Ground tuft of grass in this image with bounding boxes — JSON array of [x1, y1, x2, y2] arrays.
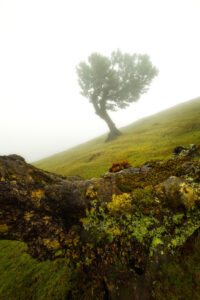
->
[[34, 97, 200, 178], [0, 240, 71, 300]]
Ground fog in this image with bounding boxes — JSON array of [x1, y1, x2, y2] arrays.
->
[[0, 0, 199, 162]]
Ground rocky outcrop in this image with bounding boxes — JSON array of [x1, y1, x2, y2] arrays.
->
[[0, 147, 200, 299], [0, 154, 122, 259], [173, 144, 200, 158], [155, 176, 198, 209]]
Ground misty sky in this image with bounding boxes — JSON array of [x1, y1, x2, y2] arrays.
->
[[0, 0, 200, 162]]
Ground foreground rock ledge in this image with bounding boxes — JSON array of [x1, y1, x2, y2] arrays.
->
[[0, 154, 123, 259], [0, 149, 200, 300]]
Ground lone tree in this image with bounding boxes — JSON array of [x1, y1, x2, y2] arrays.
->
[[76, 50, 158, 142]]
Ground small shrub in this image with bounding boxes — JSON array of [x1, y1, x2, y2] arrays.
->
[[109, 160, 132, 172]]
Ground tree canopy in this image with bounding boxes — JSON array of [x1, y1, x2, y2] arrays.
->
[[77, 50, 158, 141]]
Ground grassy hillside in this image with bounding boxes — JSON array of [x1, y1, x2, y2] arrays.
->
[[35, 97, 200, 178]]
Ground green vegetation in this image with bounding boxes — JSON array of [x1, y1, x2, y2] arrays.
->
[[35, 97, 200, 178], [0, 241, 71, 299]]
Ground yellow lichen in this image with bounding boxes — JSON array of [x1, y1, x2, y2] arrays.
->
[[106, 226, 122, 236], [179, 183, 197, 209], [107, 193, 133, 216], [59, 232, 67, 242], [80, 217, 89, 225], [43, 216, 52, 225], [31, 189, 45, 207], [0, 224, 8, 232], [86, 185, 97, 199], [24, 211, 34, 221], [43, 238, 60, 250]]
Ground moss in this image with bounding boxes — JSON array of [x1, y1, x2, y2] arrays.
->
[[116, 183, 134, 192], [28, 169, 55, 186]]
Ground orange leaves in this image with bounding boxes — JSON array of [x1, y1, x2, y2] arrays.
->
[[109, 160, 132, 173]]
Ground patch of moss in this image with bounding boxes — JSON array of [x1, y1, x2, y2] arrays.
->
[[115, 158, 189, 193]]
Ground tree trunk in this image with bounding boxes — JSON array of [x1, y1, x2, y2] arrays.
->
[[99, 110, 122, 142], [92, 99, 122, 142]]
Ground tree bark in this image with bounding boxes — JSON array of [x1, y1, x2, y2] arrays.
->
[[100, 109, 122, 142], [92, 100, 121, 142]]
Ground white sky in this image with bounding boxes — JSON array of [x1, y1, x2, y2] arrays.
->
[[0, 0, 199, 162]]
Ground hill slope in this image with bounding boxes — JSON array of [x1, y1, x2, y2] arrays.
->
[[35, 97, 200, 178]]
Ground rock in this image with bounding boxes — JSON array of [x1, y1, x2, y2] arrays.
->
[[0, 147, 200, 299], [181, 162, 195, 174], [0, 148, 199, 260], [172, 144, 200, 159], [140, 165, 152, 174], [122, 167, 140, 174], [155, 176, 197, 210], [173, 145, 186, 156], [0, 154, 122, 259], [66, 175, 85, 181]]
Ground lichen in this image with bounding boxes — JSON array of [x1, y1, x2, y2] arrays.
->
[[24, 212, 34, 221], [0, 224, 8, 233], [43, 238, 61, 250], [107, 193, 133, 216], [179, 182, 197, 209], [30, 189, 45, 207], [86, 185, 98, 199]]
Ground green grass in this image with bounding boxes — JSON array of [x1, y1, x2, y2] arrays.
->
[[34, 96, 200, 178], [0, 241, 71, 300]]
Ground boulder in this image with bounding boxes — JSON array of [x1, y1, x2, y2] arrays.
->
[[173, 144, 200, 159], [0, 146, 200, 299], [155, 176, 198, 209]]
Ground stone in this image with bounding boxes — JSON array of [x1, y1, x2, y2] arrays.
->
[[172, 144, 200, 159], [155, 176, 197, 210]]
